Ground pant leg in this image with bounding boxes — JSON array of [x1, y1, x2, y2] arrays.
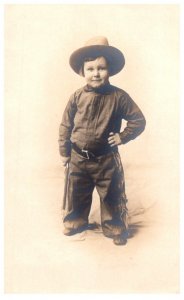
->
[[63, 149, 95, 231], [93, 152, 128, 238]]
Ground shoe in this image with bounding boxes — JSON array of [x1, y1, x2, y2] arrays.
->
[[63, 227, 77, 236], [113, 235, 127, 246], [63, 224, 87, 236]]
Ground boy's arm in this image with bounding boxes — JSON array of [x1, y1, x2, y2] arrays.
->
[[119, 93, 146, 144], [58, 94, 77, 158]]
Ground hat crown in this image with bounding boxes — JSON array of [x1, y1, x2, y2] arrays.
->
[[84, 36, 109, 47]]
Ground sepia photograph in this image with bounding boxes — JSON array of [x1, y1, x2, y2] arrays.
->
[[3, 2, 180, 295]]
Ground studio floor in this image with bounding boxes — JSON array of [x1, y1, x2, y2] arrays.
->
[[4, 162, 179, 294]]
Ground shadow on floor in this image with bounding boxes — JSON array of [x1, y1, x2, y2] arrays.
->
[[86, 220, 147, 240], [127, 221, 146, 238]]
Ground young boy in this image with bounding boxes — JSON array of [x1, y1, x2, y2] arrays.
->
[[58, 36, 146, 245]]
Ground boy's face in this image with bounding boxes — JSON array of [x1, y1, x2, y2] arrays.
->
[[83, 57, 109, 89]]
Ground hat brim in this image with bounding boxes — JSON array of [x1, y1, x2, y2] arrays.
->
[[69, 45, 125, 76]]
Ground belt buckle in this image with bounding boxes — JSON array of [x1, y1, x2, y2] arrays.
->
[[81, 149, 90, 159]]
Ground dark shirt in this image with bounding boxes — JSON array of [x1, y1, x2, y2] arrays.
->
[[58, 83, 146, 157]]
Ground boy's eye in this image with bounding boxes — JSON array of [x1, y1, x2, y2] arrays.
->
[[85, 66, 107, 72]]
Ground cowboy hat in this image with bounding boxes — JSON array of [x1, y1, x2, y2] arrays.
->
[[69, 36, 125, 76]]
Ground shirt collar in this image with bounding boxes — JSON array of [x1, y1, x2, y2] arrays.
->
[[83, 82, 114, 95]]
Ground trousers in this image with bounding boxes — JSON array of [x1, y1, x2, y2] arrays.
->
[[63, 148, 128, 238]]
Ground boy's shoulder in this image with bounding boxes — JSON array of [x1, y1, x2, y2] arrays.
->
[[70, 86, 85, 97], [110, 84, 130, 97]]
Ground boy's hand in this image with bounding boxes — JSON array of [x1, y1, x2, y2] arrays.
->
[[108, 132, 122, 147], [61, 156, 71, 167]]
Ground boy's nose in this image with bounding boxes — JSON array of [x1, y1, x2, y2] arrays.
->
[[93, 69, 100, 76]]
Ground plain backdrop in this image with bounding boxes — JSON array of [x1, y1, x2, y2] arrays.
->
[[4, 4, 180, 293]]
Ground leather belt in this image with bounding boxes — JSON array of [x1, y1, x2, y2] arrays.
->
[[72, 143, 117, 160]]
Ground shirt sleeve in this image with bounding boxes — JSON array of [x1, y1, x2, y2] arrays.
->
[[119, 92, 146, 144], [58, 94, 77, 157]]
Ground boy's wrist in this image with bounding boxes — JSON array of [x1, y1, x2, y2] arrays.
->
[[61, 156, 71, 167], [119, 132, 129, 144], [59, 146, 71, 157]]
